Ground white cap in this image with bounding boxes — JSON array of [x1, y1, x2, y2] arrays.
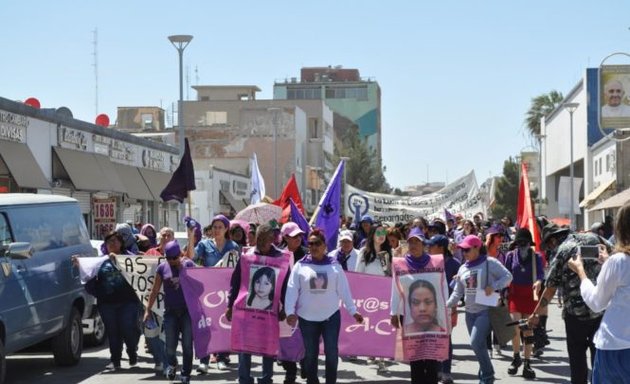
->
[[339, 230, 353, 242]]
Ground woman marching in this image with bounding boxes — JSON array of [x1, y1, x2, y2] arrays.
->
[[285, 228, 364, 384], [446, 235, 512, 384], [390, 228, 451, 384], [503, 228, 544, 379]]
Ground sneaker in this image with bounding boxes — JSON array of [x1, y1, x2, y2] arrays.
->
[[376, 360, 388, 373], [166, 366, 177, 381], [507, 355, 522, 375], [440, 374, 454, 384], [522, 360, 536, 379], [493, 344, 502, 356], [154, 363, 163, 373], [217, 361, 228, 370], [367, 357, 376, 364], [196, 363, 208, 374], [104, 362, 120, 371], [210, 355, 218, 364], [180, 375, 191, 384]]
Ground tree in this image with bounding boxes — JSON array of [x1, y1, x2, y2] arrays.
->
[[524, 90, 564, 138], [333, 124, 390, 193], [491, 157, 519, 221]]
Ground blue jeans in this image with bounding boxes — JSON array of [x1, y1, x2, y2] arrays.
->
[[98, 301, 140, 366], [164, 308, 193, 377], [465, 310, 494, 384], [146, 335, 166, 366], [238, 353, 274, 384], [299, 310, 341, 384], [593, 348, 630, 384]]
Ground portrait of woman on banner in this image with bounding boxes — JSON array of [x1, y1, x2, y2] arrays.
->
[[401, 275, 448, 336], [246, 266, 277, 311]]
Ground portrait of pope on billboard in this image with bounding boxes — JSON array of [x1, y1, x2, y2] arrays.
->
[[600, 65, 630, 129]]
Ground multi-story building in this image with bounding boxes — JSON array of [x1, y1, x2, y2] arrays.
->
[[273, 66, 382, 160], [181, 85, 334, 213]]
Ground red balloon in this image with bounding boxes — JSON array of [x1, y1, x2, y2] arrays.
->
[[95, 114, 110, 127], [24, 97, 41, 109]]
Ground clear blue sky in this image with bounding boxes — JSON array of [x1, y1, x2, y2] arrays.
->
[[3, 1, 630, 189]]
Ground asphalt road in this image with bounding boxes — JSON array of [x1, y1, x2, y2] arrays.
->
[[6, 300, 573, 383]]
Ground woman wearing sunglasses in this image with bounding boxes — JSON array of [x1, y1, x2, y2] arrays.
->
[[446, 235, 512, 384], [355, 224, 393, 372], [285, 228, 364, 384]]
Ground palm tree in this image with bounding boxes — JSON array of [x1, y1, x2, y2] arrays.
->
[[524, 90, 564, 137]]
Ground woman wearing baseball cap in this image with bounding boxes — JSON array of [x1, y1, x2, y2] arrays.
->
[[446, 235, 512, 384]]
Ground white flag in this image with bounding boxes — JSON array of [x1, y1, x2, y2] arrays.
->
[[250, 153, 266, 204]]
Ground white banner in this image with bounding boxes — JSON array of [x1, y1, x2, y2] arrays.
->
[[345, 171, 487, 223]]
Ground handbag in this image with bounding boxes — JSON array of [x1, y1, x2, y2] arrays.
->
[[485, 261, 516, 345]]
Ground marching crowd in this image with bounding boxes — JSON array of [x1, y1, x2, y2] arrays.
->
[[76, 205, 630, 384]]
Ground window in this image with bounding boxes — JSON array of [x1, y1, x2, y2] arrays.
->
[[324, 86, 368, 100], [205, 111, 227, 125], [606, 154, 610, 172], [594, 160, 598, 176], [309, 118, 319, 139], [287, 88, 321, 100], [0, 213, 12, 246], [599, 158, 602, 175]]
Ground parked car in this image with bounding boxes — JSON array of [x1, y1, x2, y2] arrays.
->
[[0, 194, 98, 383]]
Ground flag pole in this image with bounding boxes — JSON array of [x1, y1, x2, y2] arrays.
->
[[187, 191, 192, 217]]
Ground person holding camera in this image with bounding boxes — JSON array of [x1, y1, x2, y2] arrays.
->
[[503, 228, 544, 379], [528, 225, 606, 384], [566, 202, 630, 383]]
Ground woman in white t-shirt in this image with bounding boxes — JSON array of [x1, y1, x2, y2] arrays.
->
[[567, 202, 630, 384], [355, 224, 393, 372]]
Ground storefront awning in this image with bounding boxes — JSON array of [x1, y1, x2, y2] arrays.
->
[[114, 164, 154, 201], [0, 141, 50, 189], [220, 190, 248, 212], [589, 187, 630, 211], [53, 147, 112, 192], [579, 179, 615, 208], [93, 154, 127, 193], [138, 168, 172, 201]]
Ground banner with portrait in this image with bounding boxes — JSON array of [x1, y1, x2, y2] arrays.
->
[[600, 64, 630, 129], [230, 250, 291, 356], [346, 170, 487, 223], [392, 257, 450, 362], [180, 267, 233, 358]]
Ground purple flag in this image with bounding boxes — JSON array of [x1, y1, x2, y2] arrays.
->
[[290, 198, 310, 246], [314, 160, 344, 252], [444, 208, 455, 223], [160, 138, 196, 203]]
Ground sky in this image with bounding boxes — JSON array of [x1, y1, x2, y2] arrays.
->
[[3, 1, 630, 190]]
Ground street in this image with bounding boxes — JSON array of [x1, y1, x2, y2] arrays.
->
[[7, 299, 573, 384]]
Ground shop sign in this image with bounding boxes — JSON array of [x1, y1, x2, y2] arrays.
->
[[93, 197, 116, 239], [0, 111, 27, 143], [58, 126, 88, 150]]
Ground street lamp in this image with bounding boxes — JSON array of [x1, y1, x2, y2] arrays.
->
[[268, 107, 282, 196], [167, 34, 193, 158], [563, 102, 579, 231]]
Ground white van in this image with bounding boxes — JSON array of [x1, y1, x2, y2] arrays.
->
[[0, 194, 96, 383]]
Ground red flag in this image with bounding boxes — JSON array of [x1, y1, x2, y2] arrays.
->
[[517, 162, 544, 265], [272, 174, 304, 223]]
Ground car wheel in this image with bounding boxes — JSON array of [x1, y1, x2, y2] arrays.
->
[[85, 311, 106, 347], [0, 338, 5, 384], [52, 308, 83, 366]]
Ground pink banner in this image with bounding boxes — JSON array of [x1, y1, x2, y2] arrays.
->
[[392, 257, 450, 362], [231, 251, 290, 357], [180, 267, 233, 358], [339, 272, 397, 358]]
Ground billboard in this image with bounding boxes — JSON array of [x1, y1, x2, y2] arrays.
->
[[600, 64, 630, 129]]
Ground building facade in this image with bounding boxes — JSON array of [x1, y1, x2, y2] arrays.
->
[[0, 97, 179, 239], [273, 66, 382, 159]]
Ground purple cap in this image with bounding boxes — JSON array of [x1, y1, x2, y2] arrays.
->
[[211, 214, 230, 230], [457, 235, 482, 249], [406, 227, 426, 243], [164, 240, 181, 259]]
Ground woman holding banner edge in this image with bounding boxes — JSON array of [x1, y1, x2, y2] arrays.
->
[[286, 228, 364, 384]]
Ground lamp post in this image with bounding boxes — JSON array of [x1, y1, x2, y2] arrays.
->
[[167, 34, 193, 158], [267, 107, 282, 197], [564, 102, 579, 231]]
